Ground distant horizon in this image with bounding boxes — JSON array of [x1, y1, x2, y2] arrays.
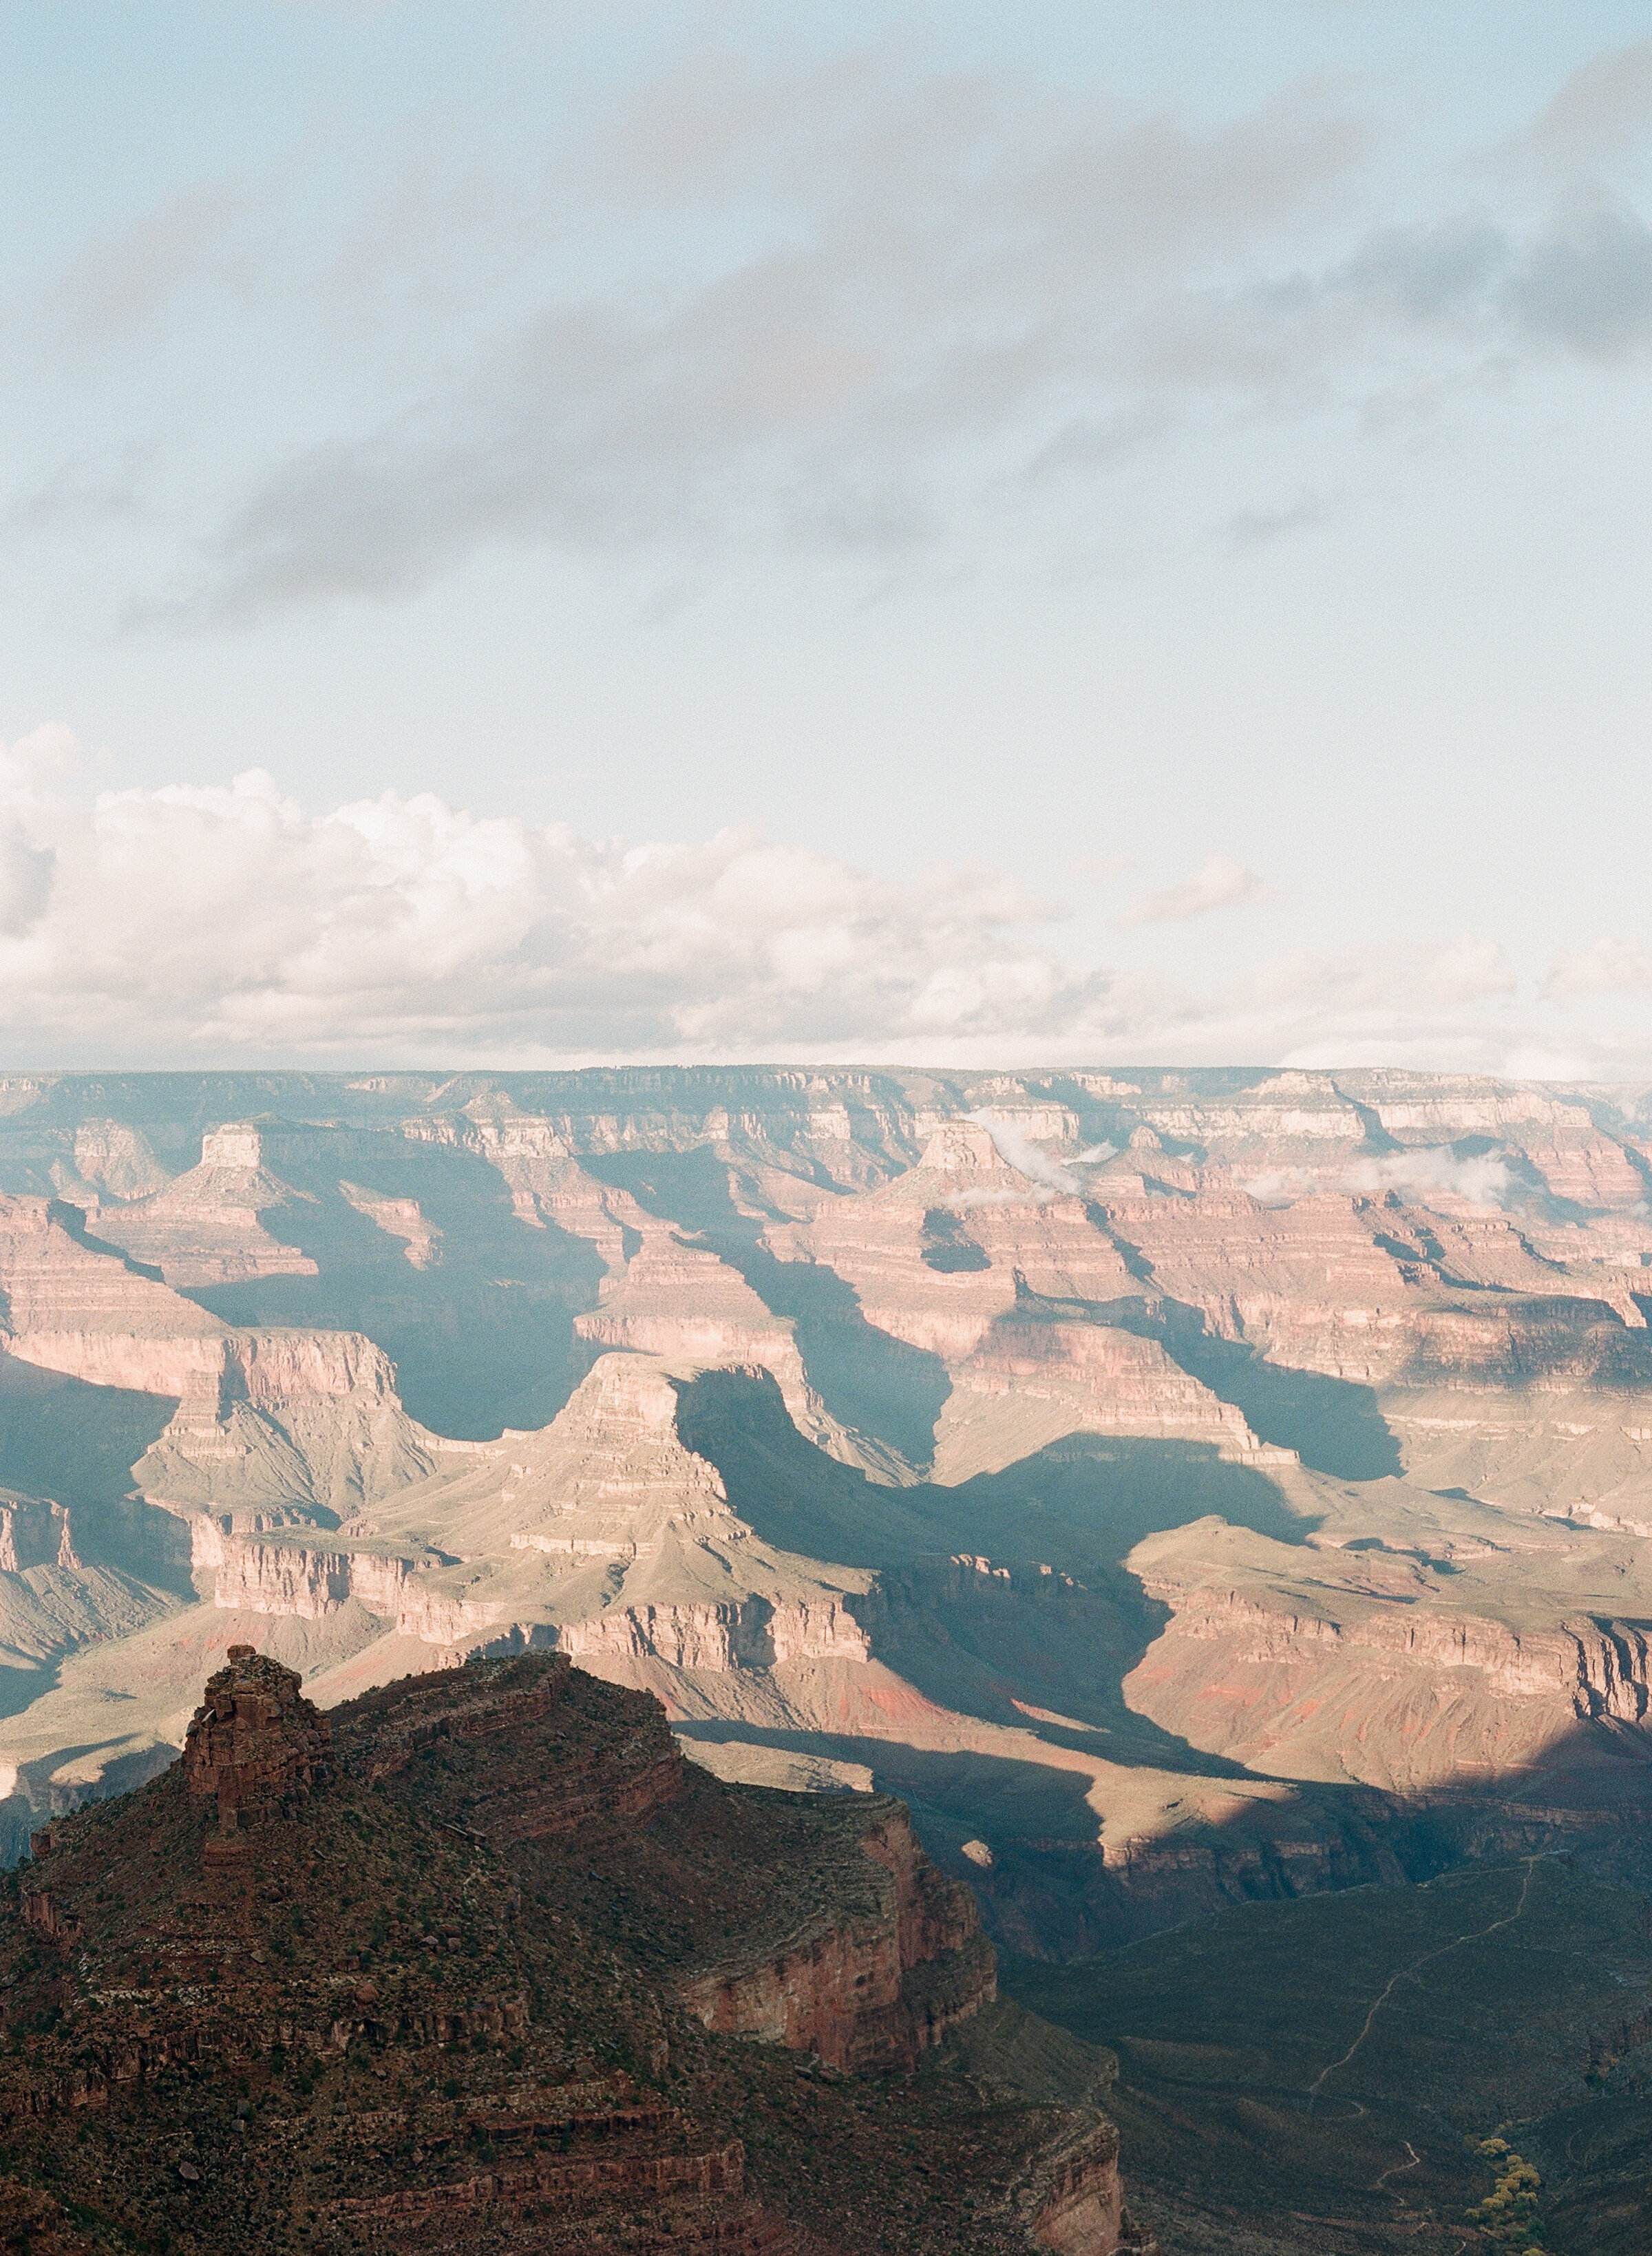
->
[[3, 1059, 1649, 1090]]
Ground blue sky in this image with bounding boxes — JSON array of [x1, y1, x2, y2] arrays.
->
[[1, 3, 1651, 1071]]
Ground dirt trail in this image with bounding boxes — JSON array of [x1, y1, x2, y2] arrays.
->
[[1374, 2138, 1421, 2190], [1306, 1857, 1540, 2114]]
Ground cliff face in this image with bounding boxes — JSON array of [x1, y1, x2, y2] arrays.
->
[[573, 1227, 829, 1444], [679, 1798, 995, 2071], [0, 1190, 226, 1393], [7, 1068, 1652, 1977], [0, 1649, 1139, 2255], [265, 1349, 882, 1678]]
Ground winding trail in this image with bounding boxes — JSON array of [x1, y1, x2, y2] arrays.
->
[[1306, 1858, 1540, 2116], [1375, 2138, 1421, 2191]]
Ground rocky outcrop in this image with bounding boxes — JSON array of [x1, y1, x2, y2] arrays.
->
[[1123, 1560, 1652, 1795], [555, 1596, 870, 1673], [804, 1122, 1137, 1364], [573, 1228, 826, 1438], [679, 1800, 995, 2072], [0, 1191, 227, 1391], [184, 1515, 441, 1620], [338, 1179, 443, 1267], [306, 1353, 878, 1682], [1141, 1582, 1652, 1718], [182, 1645, 332, 1828], [342, 1650, 688, 1838], [1026, 2120, 1129, 2254], [0, 1493, 77, 1572], [74, 1124, 330, 1286], [950, 1311, 1275, 1456]]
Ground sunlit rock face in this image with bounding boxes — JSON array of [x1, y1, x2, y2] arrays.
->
[[3, 1067, 1652, 1955]]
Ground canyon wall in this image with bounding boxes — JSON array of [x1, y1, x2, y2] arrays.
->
[[2, 1069, 1652, 1967]]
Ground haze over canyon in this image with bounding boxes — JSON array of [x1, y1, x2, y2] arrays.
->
[[0, 1065, 1650, 2244]]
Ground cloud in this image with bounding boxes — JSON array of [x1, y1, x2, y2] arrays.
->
[[1240, 1168, 1317, 1208], [50, 182, 254, 346], [0, 727, 1125, 1064], [1346, 1146, 1514, 1211], [1423, 934, 1517, 1004], [13, 35, 1645, 621], [966, 1112, 1081, 1192], [1336, 214, 1510, 324], [1225, 489, 1329, 547], [1114, 854, 1268, 928], [0, 729, 1644, 1077], [1508, 202, 1652, 356], [137, 56, 1376, 618], [1248, 1146, 1518, 1212], [1545, 936, 1652, 995], [1514, 39, 1652, 163]]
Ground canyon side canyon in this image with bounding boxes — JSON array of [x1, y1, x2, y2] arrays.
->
[[4, 1066, 1652, 2248]]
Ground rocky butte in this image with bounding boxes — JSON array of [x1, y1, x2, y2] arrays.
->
[[0, 1646, 1147, 2254]]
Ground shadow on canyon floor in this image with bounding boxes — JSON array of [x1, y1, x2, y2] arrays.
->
[[1133, 1303, 1405, 1481], [676, 1369, 1342, 1895], [0, 1369, 189, 1596], [0, 1369, 174, 1520], [582, 1147, 953, 1470], [1002, 1852, 1652, 2256], [679, 1365, 1313, 1563], [184, 1130, 604, 1440]]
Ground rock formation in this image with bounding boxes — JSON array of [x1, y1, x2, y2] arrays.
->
[[4, 1067, 1652, 1970], [182, 1643, 332, 1828], [0, 1648, 1146, 2254]]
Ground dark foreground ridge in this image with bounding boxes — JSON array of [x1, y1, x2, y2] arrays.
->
[[0, 1646, 1152, 2254]]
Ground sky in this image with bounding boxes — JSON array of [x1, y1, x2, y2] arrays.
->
[[2, 1, 1651, 1075]]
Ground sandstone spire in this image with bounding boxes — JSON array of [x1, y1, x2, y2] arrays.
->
[[182, 1644, 332, 1833]]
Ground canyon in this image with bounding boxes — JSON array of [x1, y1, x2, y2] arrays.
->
[[2, 1065, 1652, 2244], [0, 1069, 1651, 1914], [1, 1644, 1142, 2253]]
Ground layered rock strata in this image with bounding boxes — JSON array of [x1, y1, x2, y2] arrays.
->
[[679, 1800, 995, 2071], [0, 1648, 1138, 2254], [182, 1644, 332, 1828], [8, 1066, 1652, 1978]]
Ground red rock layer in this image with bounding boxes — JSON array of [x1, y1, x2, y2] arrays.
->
[[680, 1800, 995, 2072], [182, 1644, 332, 1827]]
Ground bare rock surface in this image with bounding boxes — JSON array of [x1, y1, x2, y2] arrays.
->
[[0, 1647, 1142, 2253]]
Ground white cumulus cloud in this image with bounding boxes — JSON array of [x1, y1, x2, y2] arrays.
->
[[1, 727, 1649, 1078], [1346, 1147, 1515, 1210], [0, 727, 1123, 1065], [966, 1112, 1081, 1192], [1545, 936, 1652, 995]]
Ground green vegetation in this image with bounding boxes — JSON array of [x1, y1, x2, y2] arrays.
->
[[1468, 2138, 1543, 2251]]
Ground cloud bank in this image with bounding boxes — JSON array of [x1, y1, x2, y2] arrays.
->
[[0, 727, 1109, 1062], [0, 728, 1643, 1075], [19, 29, 1642, 622]]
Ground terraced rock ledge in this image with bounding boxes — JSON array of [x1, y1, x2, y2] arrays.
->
[[0, 1646, 1150, 2254]]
